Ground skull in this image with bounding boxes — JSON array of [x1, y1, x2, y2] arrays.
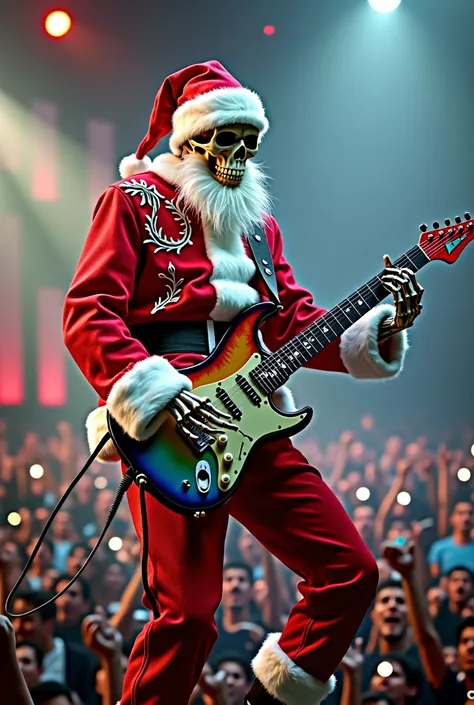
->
[[182, 123, 260, 188]]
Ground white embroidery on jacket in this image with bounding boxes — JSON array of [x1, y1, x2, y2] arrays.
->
[[151, 262, 184, 314], [119, 179, 193, 254]]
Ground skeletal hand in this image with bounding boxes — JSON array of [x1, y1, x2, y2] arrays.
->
[[379, 255, 424, 340], [167, 389, 238, 441]]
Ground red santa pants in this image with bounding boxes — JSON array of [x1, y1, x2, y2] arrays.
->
[[120, 437, 378, 705]]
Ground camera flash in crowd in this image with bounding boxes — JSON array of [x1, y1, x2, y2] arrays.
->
[[397, 491, 411, 506], [356, 486, 371, 501], [7, 511, 22, 527], [29, 463, 44, 479], [377, 661, 394, 677], [94, 476, 108, 489], [108, 536, 123, 552], [457, 467, 471, 483]]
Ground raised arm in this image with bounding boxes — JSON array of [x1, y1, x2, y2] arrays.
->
[[374, 460, 411, 545], [260, 549, 287, 631], [109, 564, 144, 639], [0, 616, 34, 705], [382, 541, 447, 689], [82, 609, 124, 705], [436, 444, 450, 542], [340, 638, 364, 705]]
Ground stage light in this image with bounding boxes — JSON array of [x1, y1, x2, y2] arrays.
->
[[263, 25, 276, 36], [45, 10, 72, 38], [397, 491, 411, 506], [377, 661, 394, 677], [356, 486, 371, 502], [7, 511, 22, 527], [471, 444, 474, 457], [458, 467, 471, 483], [368, 0, 402, 13], [29, 464, 44, 479], [94, 476, 108, 490], [108, 536, 123, 552]]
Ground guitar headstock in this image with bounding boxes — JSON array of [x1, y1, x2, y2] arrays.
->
[[418, 212, 474, 263]]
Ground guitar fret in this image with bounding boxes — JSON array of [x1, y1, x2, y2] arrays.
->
[[253, 243, 431, 393]]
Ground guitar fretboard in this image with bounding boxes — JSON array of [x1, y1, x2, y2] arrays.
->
[[250, 244, 430, 394]]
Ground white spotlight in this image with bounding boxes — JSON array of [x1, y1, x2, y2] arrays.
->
[[471, 444, 474, 458], [377, 661, 394, 677], [397, 491, 411, 506], [458, 467, 471, 483], [7, 511, 22, 527], [108, 536, 123, 552], [368, 0, 402, 13], [94, 476, 108, 489], [356, 486, 371, 502], [29, 464, 44, 479]]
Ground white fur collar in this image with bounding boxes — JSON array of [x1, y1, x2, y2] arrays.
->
[[150, 152, 263, 322], [150, 153, 182, 186]]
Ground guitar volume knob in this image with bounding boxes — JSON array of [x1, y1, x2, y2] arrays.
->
[[223, 452, 233, 464], [217, 434, 228, 446], [221, 474, 231, 485]]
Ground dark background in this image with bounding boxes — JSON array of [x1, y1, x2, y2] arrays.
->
[[1, 0, 473, 448]]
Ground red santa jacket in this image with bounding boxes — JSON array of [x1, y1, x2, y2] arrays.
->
[[63, 155, 407, 455]]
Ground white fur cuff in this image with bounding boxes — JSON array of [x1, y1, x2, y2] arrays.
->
[[119, 153, 152, 178], [252, 633, 336, 705], [86, 407, 120, 463], [107, 356, 192, 441], [339, 304, 408, 379]]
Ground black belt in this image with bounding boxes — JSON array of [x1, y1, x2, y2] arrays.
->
[[130, 321, 232, 356]]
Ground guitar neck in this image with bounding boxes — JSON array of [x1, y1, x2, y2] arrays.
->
[[251, 244, 430, 394]]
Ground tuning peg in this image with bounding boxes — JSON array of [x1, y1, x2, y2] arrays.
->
[[448, 228, 455, 237], [419, 223, 428, 232], [458, 225, 464, 233], [464, 212, 471, 220], [432, 221, 440, 229], [455, 215, 462, 224], [444, 218, 451, 226]]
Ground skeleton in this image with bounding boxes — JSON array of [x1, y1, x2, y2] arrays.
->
[[181, 123, 260, 188], [167, 128, 424, 434], [379, 254, 424, 341]]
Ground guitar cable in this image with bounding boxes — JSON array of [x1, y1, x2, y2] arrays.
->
[[5, 432, 160, 623]]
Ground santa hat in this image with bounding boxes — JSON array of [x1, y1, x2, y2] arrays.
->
[[119, 60, 270, 178]]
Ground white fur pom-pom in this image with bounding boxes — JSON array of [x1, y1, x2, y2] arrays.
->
[[119, 153, 152, 178]]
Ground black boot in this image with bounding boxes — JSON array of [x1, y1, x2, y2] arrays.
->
[[246, 678, 285, 705]]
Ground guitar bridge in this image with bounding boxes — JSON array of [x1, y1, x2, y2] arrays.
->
[[177, 424, 215, 455]]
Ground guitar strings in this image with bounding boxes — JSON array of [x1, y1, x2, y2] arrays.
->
[[201, 228, 471, 408]]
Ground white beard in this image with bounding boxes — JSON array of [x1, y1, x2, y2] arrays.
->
[[173, 153, 273, 237]]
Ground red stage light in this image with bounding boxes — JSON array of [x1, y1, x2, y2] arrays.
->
[[263, 25, 276, 36], [45, 10, 72, 38]]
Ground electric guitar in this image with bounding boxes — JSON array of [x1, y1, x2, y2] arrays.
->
[[108, 213, 473, 516]]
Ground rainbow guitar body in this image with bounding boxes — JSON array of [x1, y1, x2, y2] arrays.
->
[[107, 302, 312, 516], [108, 211, 474, 516]]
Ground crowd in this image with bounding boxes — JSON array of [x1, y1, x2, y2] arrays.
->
[[0, 413, 473, 705]]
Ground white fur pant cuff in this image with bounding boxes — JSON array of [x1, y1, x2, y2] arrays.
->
[[252, 633, 336, 705]]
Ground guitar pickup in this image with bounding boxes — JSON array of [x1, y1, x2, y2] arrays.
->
[[215, 387, 242, 420], [235, 375, 262, 406]]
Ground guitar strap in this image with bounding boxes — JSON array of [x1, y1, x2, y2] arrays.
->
[[246, 224, 282, 307]]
